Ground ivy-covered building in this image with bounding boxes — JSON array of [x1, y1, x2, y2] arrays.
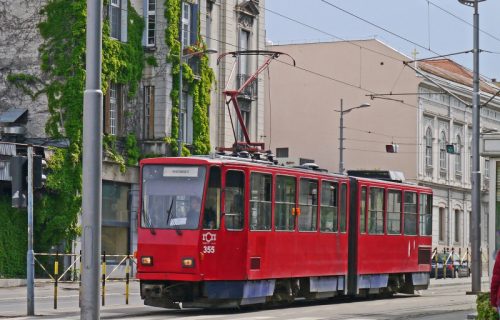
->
[[0, 0, 266, 276]]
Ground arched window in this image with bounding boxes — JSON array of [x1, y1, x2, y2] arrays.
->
[[439, 131, 447, 178], [425, 127, 433, 168], [455, 135, 462, 178]]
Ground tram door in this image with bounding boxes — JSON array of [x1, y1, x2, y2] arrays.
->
[[201, 167, 247, 279]]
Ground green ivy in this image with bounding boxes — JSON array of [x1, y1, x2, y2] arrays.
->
[[125, 133, 140, 166], [165, 0, 215, 156], [476, 293, 499, 320], [103, 134, 126, 173], [0, 197, 27, 277]]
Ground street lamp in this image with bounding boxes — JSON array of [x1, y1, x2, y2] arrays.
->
[[458, 0, 485, 294], [335, 99, 371, 174]]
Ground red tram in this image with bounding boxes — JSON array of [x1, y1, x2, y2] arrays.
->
[[136, 155, 433, 309]]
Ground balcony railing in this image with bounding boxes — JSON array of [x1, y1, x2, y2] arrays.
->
[[237, 74, 257, 100]]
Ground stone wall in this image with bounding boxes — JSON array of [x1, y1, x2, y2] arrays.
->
[[0, 0, 49, 138]]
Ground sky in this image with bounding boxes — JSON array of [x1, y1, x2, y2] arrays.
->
[[265, 0, 500, 80]]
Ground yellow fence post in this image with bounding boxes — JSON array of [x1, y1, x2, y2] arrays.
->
[[102, 251, 106, 306], [54, 251, 59, 309], [125, 255, 130, 305]]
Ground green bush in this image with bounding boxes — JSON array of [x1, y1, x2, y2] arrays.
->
[[0, 196, 27, 277], [477, 293, 499, 320]]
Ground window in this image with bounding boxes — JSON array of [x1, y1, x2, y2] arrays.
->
[[224, 171, 245, 230], [368, 188, 384, 234], [180, 91, 193, 144], [425, 127, 433, 168], [102, 181, 130, 261], [404, 192, 417, 235], [387, 190, 402, 234], [143, 85, 155, 139], [339, 183, 347, 232], [141, 165, 206, 230], [144, 0, 156, 46], [299, 158, 315, 165], [238, 29, 250, 76], [419, 194, 432, 236], [182, 2, 191, 47], [360, 187, 367, 233], [298, 179, 318, 231], [276, 148, 289, 158], [454, 209, 461, 243], [455, 135, 462, 178], [485, 159, 490, 179], [320, 181, 338, 232], [250, 173, 272, 230], [109, 0, 127, 42], [439, 131, 447, 178], [105, 83, 123, 135], [439, 207, 445, 241], [275, 175, 295, 231], [203, 167, 221, 230]]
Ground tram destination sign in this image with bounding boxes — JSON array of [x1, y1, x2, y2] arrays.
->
[[163, 166, 199, 177]]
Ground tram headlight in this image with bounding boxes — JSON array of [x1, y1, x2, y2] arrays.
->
[[182, 257, 195, 268], [141, 256, 153, 266]]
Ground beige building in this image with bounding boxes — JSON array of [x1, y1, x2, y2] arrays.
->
[[265, 39, 500, 262]]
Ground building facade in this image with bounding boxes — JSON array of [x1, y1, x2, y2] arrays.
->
[[0, 0, 266, 266], [265, 39, 500, 270]]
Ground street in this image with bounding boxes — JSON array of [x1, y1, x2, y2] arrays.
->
[[0, 278, 483, 319]]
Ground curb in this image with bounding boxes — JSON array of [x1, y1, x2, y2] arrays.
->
[[0, 279, 26, 287]]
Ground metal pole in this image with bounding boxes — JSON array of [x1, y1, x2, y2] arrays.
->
[[339, 99, 344, 174], [470, 0, 481, 294], [177, 1, 184, 157], [81, 0, 103, 318], [27, 145, 34, 316]]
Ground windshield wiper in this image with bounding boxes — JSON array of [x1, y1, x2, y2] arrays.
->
[[165, 199, 183, 236], [143, 209, 156, 235]]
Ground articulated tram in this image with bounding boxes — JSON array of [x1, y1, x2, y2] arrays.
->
[[136, 155, 432, 309]]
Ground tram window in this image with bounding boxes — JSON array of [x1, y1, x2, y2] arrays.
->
[[404, 191, 417, 235], [339, 183, 347, 232], [419, 194, 433, 236], [368, 187, 384, 234], [250, 173, 272, 231], [203, 166, 221, 230], [275, 175, 296, 231], [387, 190, 402, 234], [360, 187, 367, 233], [320, 181, 338, 232], [299, 179, 318, 232], [224, 170, 245, 230]]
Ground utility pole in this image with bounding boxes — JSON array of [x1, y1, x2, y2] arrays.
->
[[459, 0, 484, 294], [27, 145, 34, 316], [177, 0, 184, 157], [81, 0, 103, 318], [339, 99, 345, 174]]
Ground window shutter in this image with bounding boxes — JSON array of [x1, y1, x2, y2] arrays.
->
[[104, 87, 111, 134], [120, 0, 128, 43], [190, 3, 198, 45], [142, 0, 148, 46]]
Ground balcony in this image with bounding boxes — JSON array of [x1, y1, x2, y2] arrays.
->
[[237, 73, 257, 100]]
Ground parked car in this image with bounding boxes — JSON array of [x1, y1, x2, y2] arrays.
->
[[430, 253, 471, 278]]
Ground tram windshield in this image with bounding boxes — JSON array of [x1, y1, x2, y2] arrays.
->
[[141, 165, 206, 230]]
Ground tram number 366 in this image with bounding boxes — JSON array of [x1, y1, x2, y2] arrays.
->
[[203, 246, 215, 254]]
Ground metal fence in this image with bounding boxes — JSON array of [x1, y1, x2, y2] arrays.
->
[[34, 252, 135, 309]]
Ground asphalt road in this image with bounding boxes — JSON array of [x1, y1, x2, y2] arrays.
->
[[0, 277, 487, 320]]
